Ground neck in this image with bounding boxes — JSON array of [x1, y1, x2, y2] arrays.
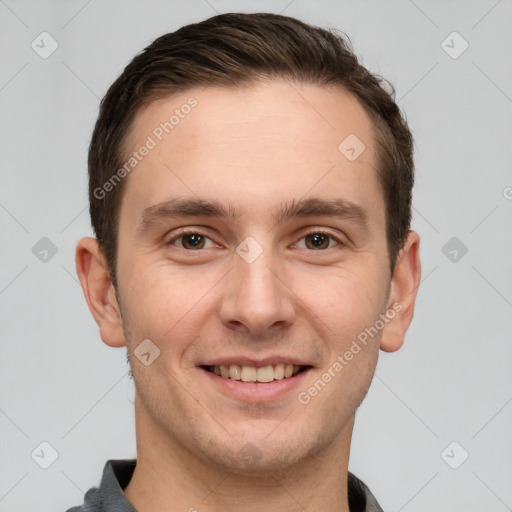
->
[[124, 395, 354, 512]]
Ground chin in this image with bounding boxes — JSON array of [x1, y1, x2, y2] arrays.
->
[[206, 444, 310, 476], [191, 421, 338, 477]]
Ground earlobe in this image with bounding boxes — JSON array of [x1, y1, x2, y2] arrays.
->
[[75, 237, 126, 348], [380, 230, 421, 353]]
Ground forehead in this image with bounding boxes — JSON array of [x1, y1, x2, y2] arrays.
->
[[121, 79, 383, 224]]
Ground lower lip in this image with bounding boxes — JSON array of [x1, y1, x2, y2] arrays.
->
[[200, 367, 311, 402]]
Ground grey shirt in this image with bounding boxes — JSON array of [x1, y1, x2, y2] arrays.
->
[[66, 459, 384, 512]]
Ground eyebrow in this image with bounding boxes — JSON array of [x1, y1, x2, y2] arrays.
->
[[138, 196, 369, 233]]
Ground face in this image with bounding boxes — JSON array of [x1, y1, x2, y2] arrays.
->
[[89, 80, 413, 474]]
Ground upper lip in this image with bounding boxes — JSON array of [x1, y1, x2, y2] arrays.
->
[[199, 356, 312, 367]]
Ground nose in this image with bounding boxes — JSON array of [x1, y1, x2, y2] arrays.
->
[[219, 246, 296, 336]]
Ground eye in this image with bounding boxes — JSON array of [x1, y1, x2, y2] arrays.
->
[[166, 228, 345, 252], [167, 229, 216, 250], [295, 230, 344, 250]]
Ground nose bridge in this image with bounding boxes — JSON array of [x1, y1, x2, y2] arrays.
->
[[220, 238, 295, 334]]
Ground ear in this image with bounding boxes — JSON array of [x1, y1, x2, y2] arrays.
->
[[380, 230, 421, 353], [75, 237, 126, 348]]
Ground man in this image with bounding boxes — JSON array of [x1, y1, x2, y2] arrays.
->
[[69, 11, 421, 512]]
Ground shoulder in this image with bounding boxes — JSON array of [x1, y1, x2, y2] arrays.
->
[[347, 472, 384, 512], [64, 459, 137, 512]]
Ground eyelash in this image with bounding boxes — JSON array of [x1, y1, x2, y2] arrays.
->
[[166, 227, 346, 251]]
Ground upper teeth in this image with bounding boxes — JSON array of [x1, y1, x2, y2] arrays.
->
[[210, 364, 303, 382]]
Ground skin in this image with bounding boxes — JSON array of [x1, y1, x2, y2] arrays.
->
[[76, 78, 421, 512]]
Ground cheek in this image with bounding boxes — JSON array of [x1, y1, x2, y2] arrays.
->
[[295, 264, 387, 344], [120, 262, 202, 329], [118, 262, 223, 374], [299, 271, 384, 415]]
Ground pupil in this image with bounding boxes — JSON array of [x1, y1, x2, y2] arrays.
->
[[310, 234, 327, 249], [185, 234, 202, 247]]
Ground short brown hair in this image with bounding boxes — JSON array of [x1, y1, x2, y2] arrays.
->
[[88, 12, 414, 284]]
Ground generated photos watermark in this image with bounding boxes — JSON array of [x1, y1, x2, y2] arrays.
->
[[298, 301, 403, 405], [93, 96, 198, 200]]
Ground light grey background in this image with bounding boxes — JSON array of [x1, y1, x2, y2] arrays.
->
[[1, 1, 511, 511]]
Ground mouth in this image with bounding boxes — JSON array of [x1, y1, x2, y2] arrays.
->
[[200, 364, 311, 383]]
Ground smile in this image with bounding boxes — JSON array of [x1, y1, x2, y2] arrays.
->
[[201, 364, 310, 383]]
